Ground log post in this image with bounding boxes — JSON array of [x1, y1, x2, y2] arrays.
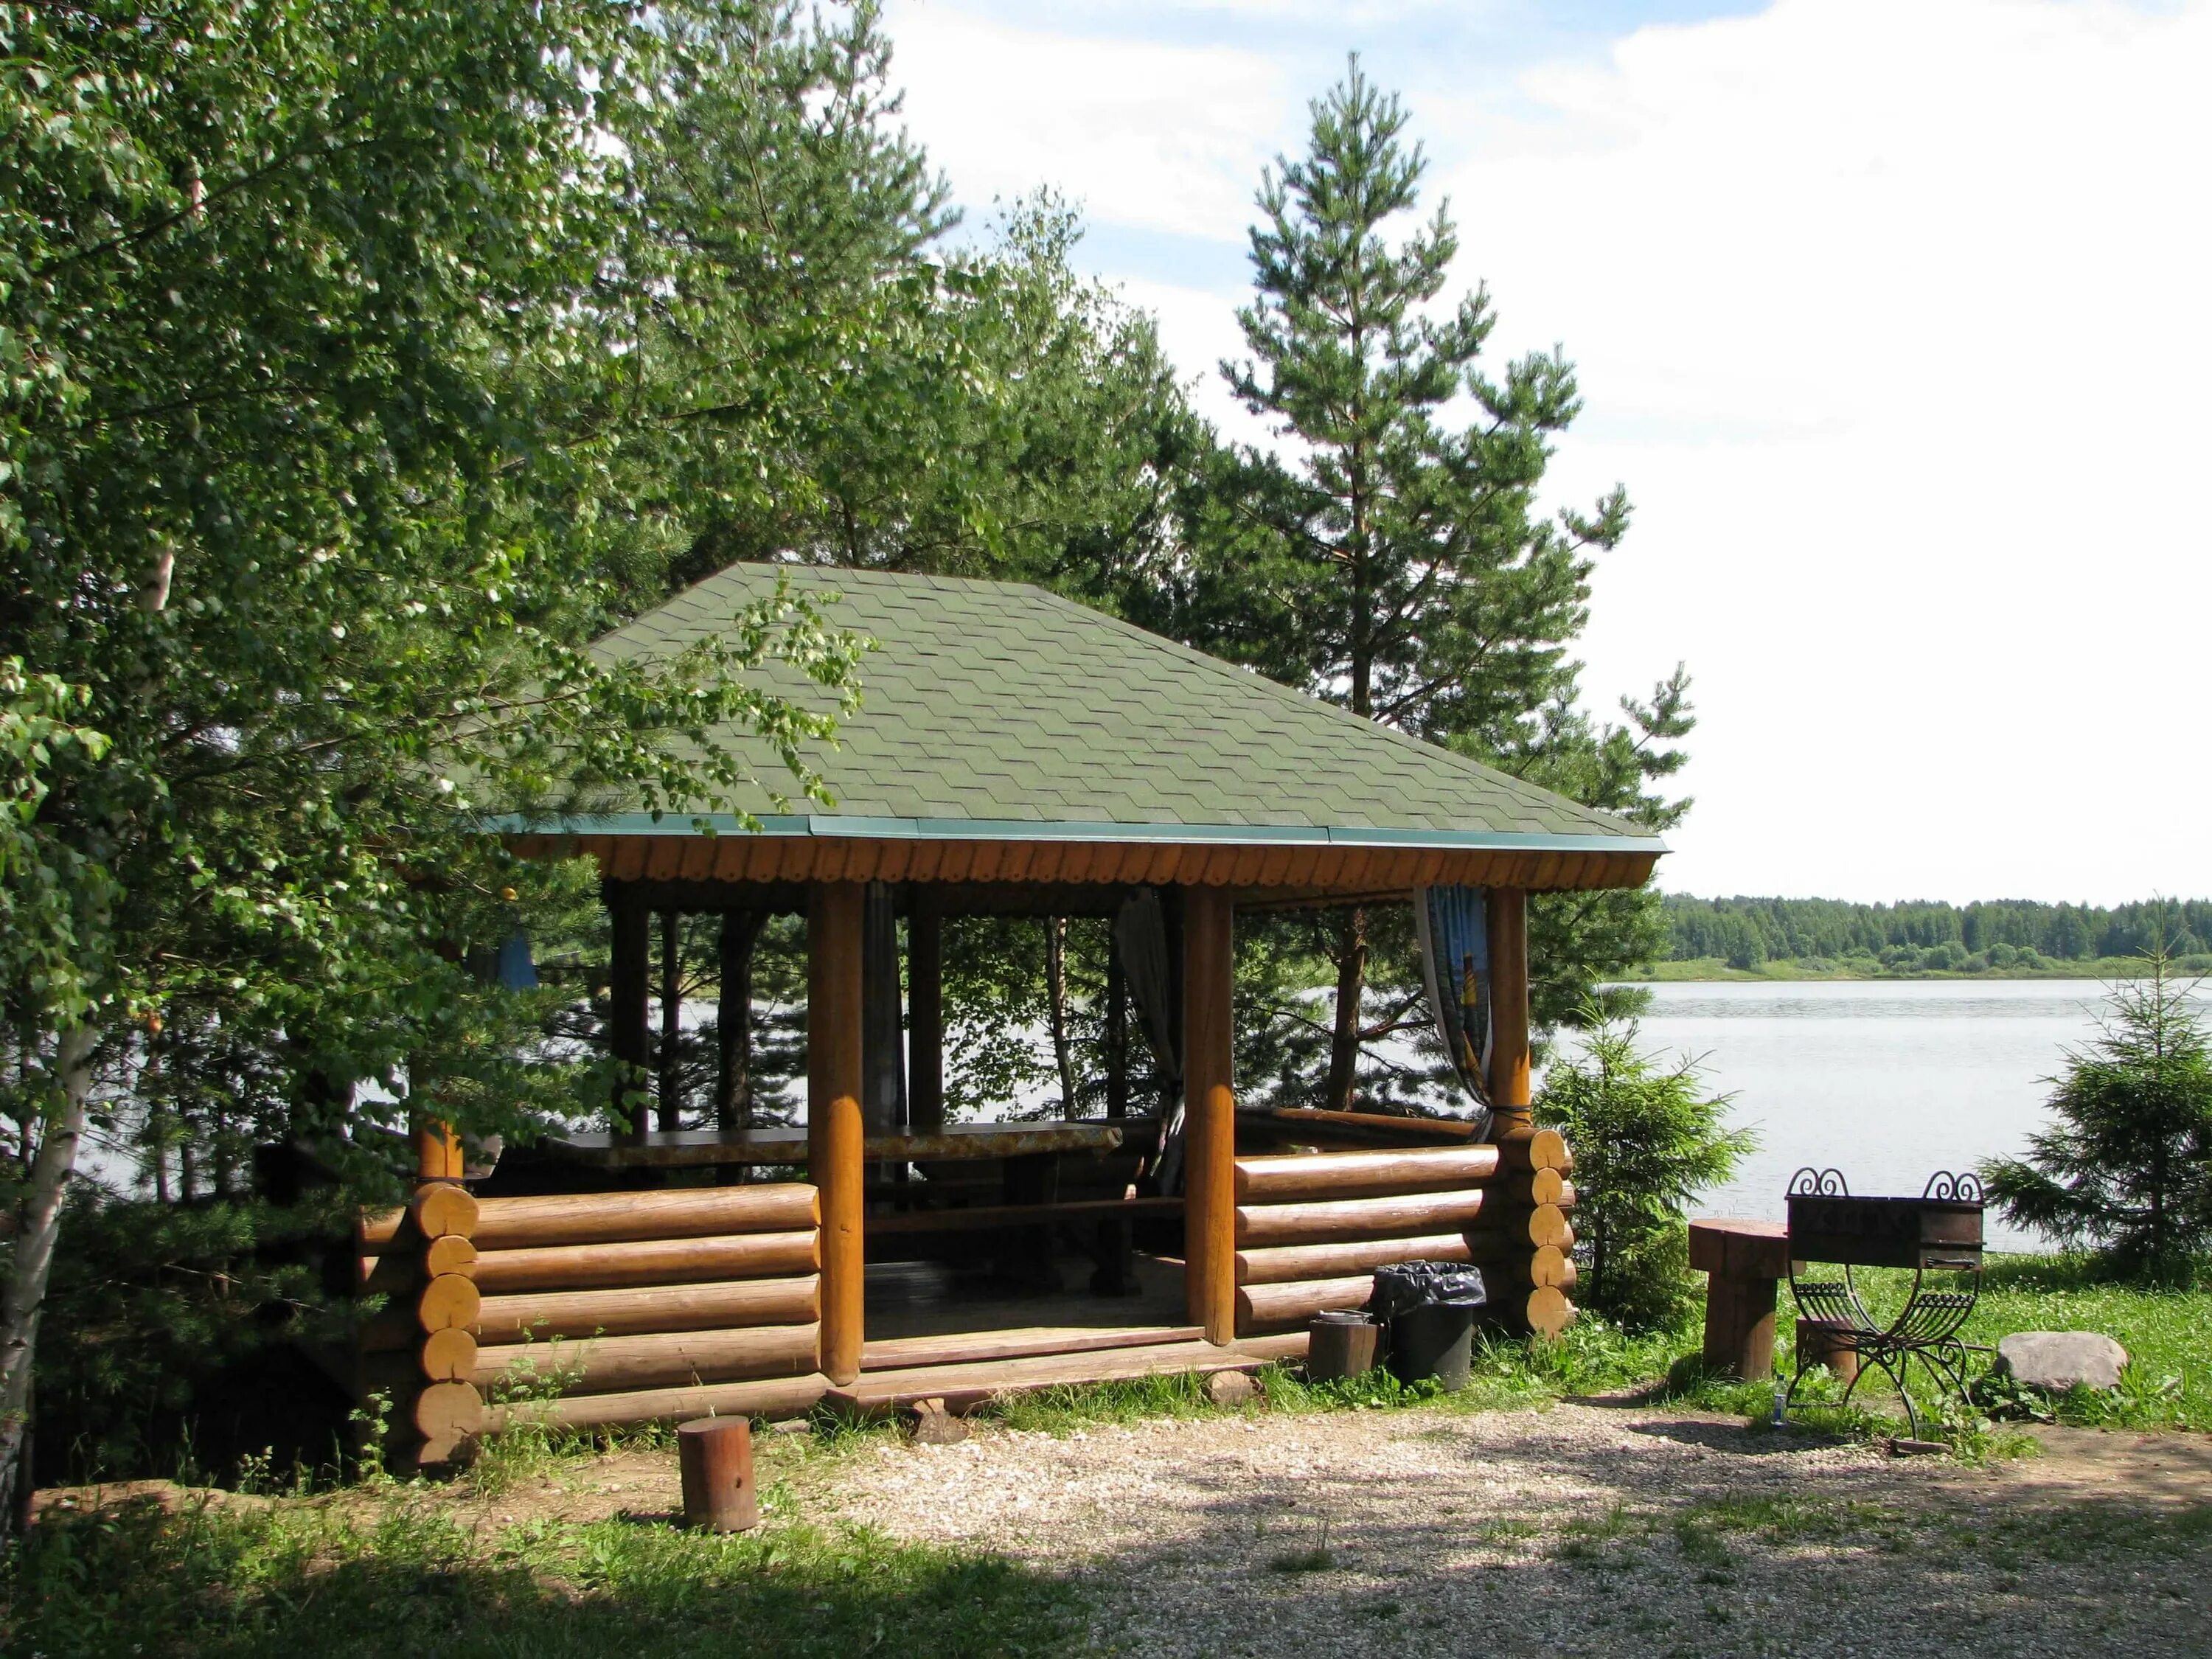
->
[[716, 911, 761, 1133], [678, 1417, 759, 1531], [1485, 888, 1531, 1130], [414, 1116, 463, 1182], [1484, 886, 1572, 1339], [387, 1120, 481, 1467], [809, 881, 866, 1386], [1182, 884, 1235, 1344], [906, 897, 944, 1133], [608, 883, 651, 1144]]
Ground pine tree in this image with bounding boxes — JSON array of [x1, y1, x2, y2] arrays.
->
[[1205, 60, 1662, 1105], [1982, 951, 2212, 1279]]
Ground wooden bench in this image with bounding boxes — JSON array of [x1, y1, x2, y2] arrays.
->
[[1688, 1217, 1792, 1380]]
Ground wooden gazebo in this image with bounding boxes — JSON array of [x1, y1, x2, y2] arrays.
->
[[361, 565, 1663, 1461]]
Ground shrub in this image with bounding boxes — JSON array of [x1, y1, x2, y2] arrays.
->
[[1980, 950, 2212, 1281], [32, 1187, 353, 1482], [1536, 1009, 1755, 1331]]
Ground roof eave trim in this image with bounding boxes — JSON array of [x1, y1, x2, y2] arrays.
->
[[486, 812, 1663, 857]]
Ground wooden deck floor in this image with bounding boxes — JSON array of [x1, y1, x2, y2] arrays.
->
[[860, 1250, 1191, 1349], [819, 1249, 1301, 1415]]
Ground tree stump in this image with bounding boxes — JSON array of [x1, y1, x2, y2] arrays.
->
[[1795, 1317, 1860, 1386], [1306, 1311, 1380, 1381], [678, 1417, 759, 1532]]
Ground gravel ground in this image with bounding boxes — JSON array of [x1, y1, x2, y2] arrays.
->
[[824, 1402, 2212, 1658]]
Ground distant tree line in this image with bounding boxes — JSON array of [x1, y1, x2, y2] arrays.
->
[[1664, 894, 2212, 970]]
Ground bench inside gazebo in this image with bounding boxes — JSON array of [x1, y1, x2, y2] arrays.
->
[[357, 565, 1662, 1463]]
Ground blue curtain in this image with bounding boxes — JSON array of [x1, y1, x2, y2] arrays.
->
[[1415, 886, 1492, 1122], [495, 928, 538, 991]]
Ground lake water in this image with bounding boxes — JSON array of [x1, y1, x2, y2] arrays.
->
[[581, 978, 2137, 1255], [1589, 978, 2140, 1250]]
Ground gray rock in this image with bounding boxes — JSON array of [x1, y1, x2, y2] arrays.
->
[[1995, 1330, 2129, 1393], [909, 1397, 969, 1445], [1206, 1369, 1260, 1406]]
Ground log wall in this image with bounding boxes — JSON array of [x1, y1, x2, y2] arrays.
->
[[358, 1183, 827, 1450], [1230, 1133, 1579, 1341]]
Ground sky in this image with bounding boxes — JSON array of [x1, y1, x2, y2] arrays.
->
[[874, 0, 2212, 906]]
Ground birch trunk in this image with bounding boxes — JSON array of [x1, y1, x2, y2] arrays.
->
[[0, 1024, 96, 1529], [1047, 917, 1078, 1120]]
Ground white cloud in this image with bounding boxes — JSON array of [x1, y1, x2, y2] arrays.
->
[[886, 0, 2212, 903], [885, 3, 1293, 240], [1110, 274, 1259, 435], [1435, 0, 2212, 901]]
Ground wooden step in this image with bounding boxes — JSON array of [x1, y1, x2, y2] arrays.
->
[[827, 1338, 1272, 1417], [860, 1324, 1203, 1371]]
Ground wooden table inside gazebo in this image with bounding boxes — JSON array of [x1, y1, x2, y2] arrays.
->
[[543, 1121, 1127, 1170]]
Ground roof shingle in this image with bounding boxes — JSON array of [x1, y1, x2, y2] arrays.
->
[[585, 564, 1660, 851]]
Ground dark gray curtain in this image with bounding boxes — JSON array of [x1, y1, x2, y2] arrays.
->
[[1114, 888, 1184, 1191], [862, 880, 907, 1133]]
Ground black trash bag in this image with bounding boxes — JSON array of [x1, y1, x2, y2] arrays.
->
[[1367, 1260, 1489, 1321]]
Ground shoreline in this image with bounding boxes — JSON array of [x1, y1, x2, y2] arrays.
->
[[1624, 957, 2158, 985]]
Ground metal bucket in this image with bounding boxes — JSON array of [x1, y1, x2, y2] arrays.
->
[[1306, 1310, 1381, 1381]]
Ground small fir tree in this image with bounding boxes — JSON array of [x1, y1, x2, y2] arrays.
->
[[1981, 951, 2212, 1280], [1536, 1011, 1751, 1331]]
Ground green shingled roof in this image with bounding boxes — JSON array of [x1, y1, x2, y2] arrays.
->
[[568, 563, 1662, 853]]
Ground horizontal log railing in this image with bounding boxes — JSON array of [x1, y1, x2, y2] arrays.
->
[[468, 1230, 821, 1295], [473, 1322, 823, 1394], [474, 1276, 821, 1343], [355, 1182, 826, 1445], [1230, 1135, 1579, 1340]]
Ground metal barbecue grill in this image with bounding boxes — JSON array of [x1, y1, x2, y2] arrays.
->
[[1781, 1167, 1989, 1440]]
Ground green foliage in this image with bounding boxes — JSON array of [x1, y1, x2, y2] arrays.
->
[[1, 0, 880, 1160], [1536, 1011, 1753, 1329], [0, 664, 119, 1036], [1, 1496, 1082, 1659], [1980, 952, 2212, 1279], [31, 1188, 352, 1481]]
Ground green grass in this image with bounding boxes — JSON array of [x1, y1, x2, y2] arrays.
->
[[0, 1490, 1082, 1659], [18, 1253, 2205, 1655], [1965, 1253, 2210, 1429], [976, 1367, 1227, 1433], [1263, 1517, 1336, 1573], [1761, 1255, 2212, 1434]]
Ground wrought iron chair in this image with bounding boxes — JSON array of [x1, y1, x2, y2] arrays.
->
[[1782, 1168, 1989, 1441]]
